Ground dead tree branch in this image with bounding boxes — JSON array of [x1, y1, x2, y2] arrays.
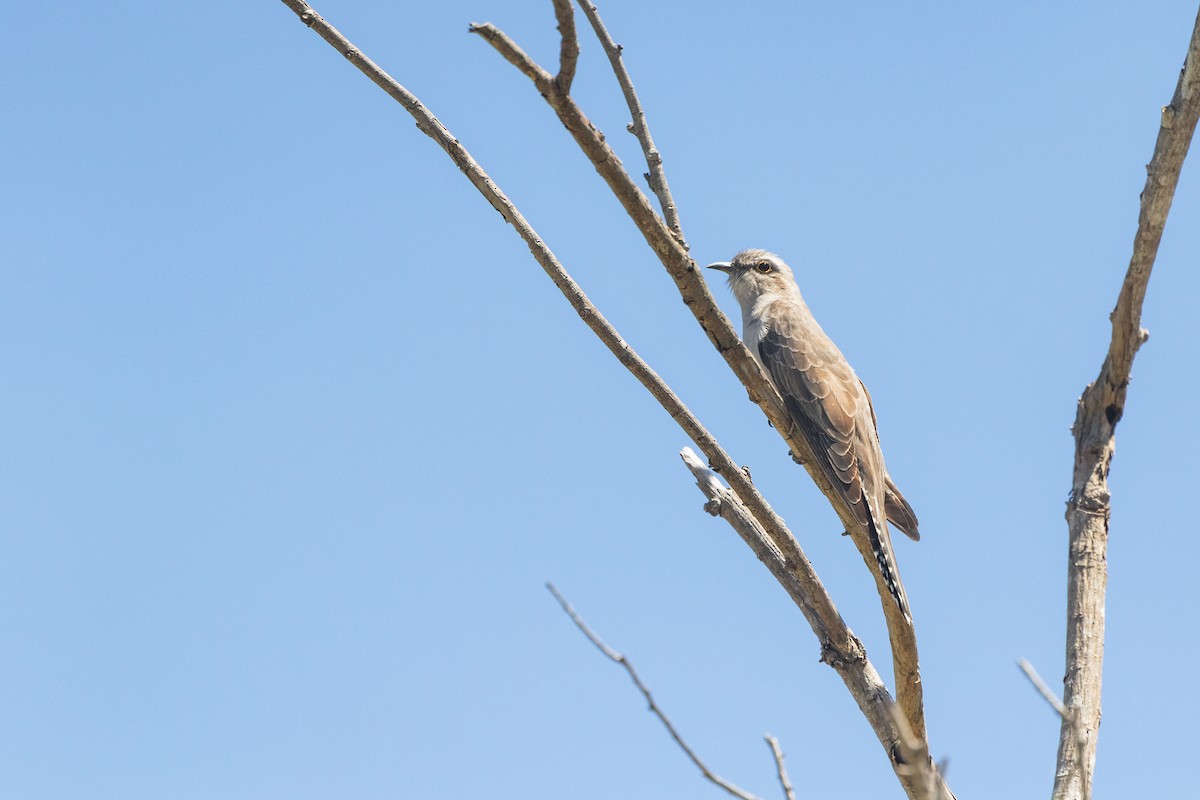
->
[[679, 450, 951, 800], [1056, 8, 1200, 800], [573, 0, 685, 242], [278, 2, 938, 794], [1017, 658, 1066, 719], [547, 583, 765, 800], [881, 700, 953, 800], [763, 735, 797, 800], [551, 0, 579, 94], [469, 0, 925, 747]]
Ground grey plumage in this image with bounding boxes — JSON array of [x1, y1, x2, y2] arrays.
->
[[709, 249, 918, 621]]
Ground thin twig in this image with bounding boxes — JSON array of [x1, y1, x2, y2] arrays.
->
[[467, 13, 926, 745], [1017, 658, 1067, 718], [551, 0, 579, 94], [574, 0, 685, 243], [763, 735, 796, 800], [1020, 660, 1087, 800], [1056, 8, 1200, 800], [547, 583, 764, 800], [468, 22, 546, 86]]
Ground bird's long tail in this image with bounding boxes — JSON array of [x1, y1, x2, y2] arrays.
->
[[866, 500, 911, 623]]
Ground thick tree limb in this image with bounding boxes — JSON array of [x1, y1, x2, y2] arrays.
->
[[547, 583, 764, 800], [469, 4, 926, 746], [1056, 8, 1200, 800]]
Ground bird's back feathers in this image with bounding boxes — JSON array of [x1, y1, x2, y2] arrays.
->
[[755, 298, 913, 620]]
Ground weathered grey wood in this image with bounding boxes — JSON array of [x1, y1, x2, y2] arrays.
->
[[1055, 8, 1200, 800]]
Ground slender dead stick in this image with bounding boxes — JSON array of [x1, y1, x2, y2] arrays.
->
[[763, 735, 797, 800], [547, 583, 764, 800], [1056, 8, 1200, 800], [1017, 658, 1066, 718], [573, 0, 685, 243]]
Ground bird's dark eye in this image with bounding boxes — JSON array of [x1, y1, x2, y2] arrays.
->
[[755, 261, 772, 274]]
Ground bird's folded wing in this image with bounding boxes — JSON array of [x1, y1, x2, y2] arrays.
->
[[884, 475, 920, 541], [858, 379, 921, 541], [758, 302, 913, 621], [756, 309, 874, 532]]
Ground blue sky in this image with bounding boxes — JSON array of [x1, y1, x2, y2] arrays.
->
[[3, 2, 1198, 798]]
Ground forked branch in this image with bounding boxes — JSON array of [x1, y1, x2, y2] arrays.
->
[[278, 2, 941, 796], [469, 0, 926, 746], [574, 0, 685, 242], [680, 449, 949, 800], [550, 0, 579, 93]]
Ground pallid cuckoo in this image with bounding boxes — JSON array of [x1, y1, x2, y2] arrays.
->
[[709, 249, 919, 621]]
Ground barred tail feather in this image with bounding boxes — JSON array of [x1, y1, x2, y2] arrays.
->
[[866, 502, 911, 623]]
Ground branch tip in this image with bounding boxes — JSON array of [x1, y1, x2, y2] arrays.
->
[[574, 0, 684, 237], [763, 735, 797, 800], [546, 583, 764, 800], [1018, 658, 1067, 719]]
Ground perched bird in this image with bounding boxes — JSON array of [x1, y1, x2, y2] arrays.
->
[[708, 249, 919, 621]]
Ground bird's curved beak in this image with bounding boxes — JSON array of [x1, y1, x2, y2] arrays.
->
[[707, 262, 733, 273]]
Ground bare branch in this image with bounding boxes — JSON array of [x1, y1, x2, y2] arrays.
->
[[678, 446, 844, 644], [280, 0, 847, 655], [281, 0, 870, 698], [551, 0, 579, 93], [1056, 8, 1200, 800], [678, 450, 951, 800], [574, 0, 685, 243], [1016, 658, 1066, 718], [883, 701, 954, 800], [547, 583, 765, 800], [546, 582, 623, 662], [468, 22, 552, 87], [279, 4, 937, 795], [469, 10, 927, 747], [763, 735, 796, 800]]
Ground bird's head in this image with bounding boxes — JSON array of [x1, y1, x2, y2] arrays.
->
[[707, 249, 798, 307]]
